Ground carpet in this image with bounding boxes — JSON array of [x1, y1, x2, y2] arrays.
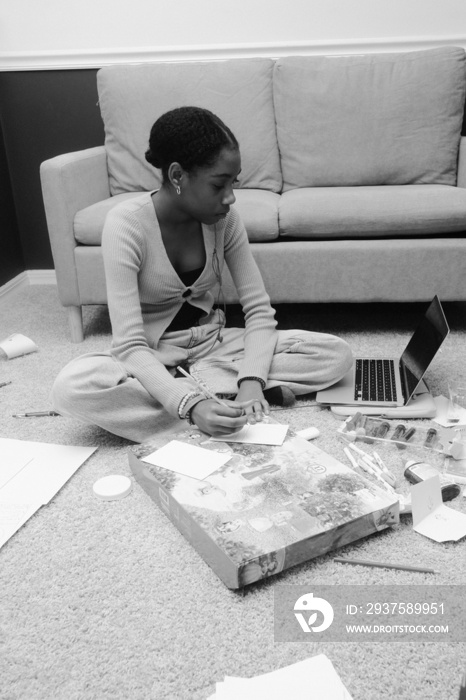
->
[[1, 285, 465, 700]]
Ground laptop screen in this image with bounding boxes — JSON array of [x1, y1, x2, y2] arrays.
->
[[400, 296, 450, 401]]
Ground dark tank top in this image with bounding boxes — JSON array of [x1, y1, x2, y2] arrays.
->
[[165, 267, 204, 332]]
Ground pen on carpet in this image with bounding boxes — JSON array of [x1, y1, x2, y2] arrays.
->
[[12, 411, 60, 418], [347, 443, 396, 489], [333, 557, 438, 574], [0, 380, 12, 388], [176, 366, 229, 407], [346, 444, 395, 492], [357, 458, 396, 493], [347, 441, 377, 463], [344, 446, 359, 470], [372, 451, 397, 487]]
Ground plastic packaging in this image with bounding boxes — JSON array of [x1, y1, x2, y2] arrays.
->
[[338, 414, 447, 453]]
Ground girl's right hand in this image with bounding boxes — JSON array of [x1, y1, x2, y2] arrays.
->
[[190, 398, 249, 436]]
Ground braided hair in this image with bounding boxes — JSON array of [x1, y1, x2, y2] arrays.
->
[[145, 106, 239, 181]]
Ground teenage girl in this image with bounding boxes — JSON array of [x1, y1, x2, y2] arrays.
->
[[51, 107, 352, 442]]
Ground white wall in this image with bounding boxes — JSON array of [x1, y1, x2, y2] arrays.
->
[[1, 0, 466, 69]]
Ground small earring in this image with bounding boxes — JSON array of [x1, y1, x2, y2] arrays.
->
[[175, 184, 181, 196]]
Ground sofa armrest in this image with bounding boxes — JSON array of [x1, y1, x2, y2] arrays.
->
[[457, 136, 466, 189], [40, 146, 110, 307]]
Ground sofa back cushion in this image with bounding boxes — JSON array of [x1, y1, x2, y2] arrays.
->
[[273, 47, 466, 190], [97, 59, 282, 195]]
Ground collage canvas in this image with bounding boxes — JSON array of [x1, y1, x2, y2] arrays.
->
[[130, 428, 399, 587]]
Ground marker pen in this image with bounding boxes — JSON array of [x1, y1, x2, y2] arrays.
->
[[13, 411, 60, 418]]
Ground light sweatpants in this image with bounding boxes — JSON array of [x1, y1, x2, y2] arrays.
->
[[51, 320, 352, 443]]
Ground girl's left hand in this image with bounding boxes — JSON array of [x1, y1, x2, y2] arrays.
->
[[236, 380, 270, 424]]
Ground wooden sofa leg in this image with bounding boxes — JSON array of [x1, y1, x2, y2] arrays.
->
[[68, 305, 84, 343]]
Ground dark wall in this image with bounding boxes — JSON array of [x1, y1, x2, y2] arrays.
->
[[0, 121, 23, 286], [0, 69, 104, 283]]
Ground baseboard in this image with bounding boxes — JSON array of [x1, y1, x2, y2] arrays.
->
[[26, 270, 57, 285], [0, 270, 57, 300], [1, 35, 465, 71]]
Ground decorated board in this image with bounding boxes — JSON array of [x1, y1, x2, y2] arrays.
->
[[128, 426, 399, 589]]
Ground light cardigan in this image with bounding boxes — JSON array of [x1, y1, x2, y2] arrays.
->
[[102, 193, 278, 418]]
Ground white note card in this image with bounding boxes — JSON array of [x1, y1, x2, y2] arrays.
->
[[411, 476, 466, 542], [142, 440, 231, 480]]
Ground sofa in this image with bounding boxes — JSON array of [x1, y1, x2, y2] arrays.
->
[[40, 47, 466, 342]]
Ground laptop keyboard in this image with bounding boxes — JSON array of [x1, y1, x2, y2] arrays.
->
[[354, 358, 397, 402]]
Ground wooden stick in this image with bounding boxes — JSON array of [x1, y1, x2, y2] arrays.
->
[[334, 557, 438, 574]]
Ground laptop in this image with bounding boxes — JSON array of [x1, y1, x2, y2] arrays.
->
[[316, 295, 449, 408]]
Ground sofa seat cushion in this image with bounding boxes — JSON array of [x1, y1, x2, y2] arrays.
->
[[273, 48, 466, 190], [279, 185, 466, 239], [233, 189, 280, 241], [74, 189, 280, 245], [97, 59, 282, 196]]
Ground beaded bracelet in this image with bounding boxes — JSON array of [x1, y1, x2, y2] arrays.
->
[[185, 404, 197, 426], [184, 395, 208, 426], [237, 376, 266, 390], [177, 391, 202, 420]]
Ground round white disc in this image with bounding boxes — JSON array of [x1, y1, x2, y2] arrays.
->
[[93, 475, 132, 501]]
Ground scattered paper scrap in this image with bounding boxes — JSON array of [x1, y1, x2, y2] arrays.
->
[[210, 423, 289, 446], [142, 440, 231, 480], [206, 654, 353, 700], [0, 333, 38, 360], [411, 475, 466, 542]]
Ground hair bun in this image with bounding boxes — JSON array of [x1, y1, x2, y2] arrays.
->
[[144, 149, 160, 167], [145, 107, 238, 179]]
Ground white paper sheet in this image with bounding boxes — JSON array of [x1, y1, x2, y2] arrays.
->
[[142, 440, 231, 480], [207, 654, 353, 700], [0, 438, 97, 550], [210, 423, 289, 446], [0, 449, 34, 490], [0, 438, 97, 504], [0, 501, 41, 548], [411, 475, 466, 542]]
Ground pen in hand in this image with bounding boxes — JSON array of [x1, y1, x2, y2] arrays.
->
[[12, 411, 60, 418], [176, 366, 229, 407]]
